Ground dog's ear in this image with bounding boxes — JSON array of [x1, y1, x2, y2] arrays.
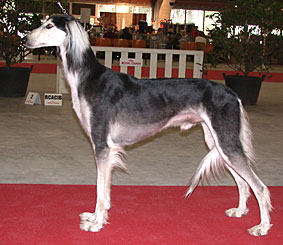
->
[[49, 15, 75, 32], [64, 18, 90, 72]]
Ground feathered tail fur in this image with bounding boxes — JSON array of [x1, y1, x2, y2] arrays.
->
[[186, 99, 255, 197]]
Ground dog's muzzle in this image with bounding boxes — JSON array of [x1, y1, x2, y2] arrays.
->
[[22, 36, 33, 49], [21, 36, 28, 46]]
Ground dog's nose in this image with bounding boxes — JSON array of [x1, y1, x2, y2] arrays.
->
[[22, 36, 27, 44]]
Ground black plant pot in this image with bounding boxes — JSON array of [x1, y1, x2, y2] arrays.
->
[[223, 73, 265, 106], [0, 66, 33, 97]]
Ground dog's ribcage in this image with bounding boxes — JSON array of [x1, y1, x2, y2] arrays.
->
[[107, 82, 203, 146], [79, 73, 209, 147]]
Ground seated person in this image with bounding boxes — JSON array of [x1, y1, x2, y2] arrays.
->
[[103, 26, 117, 39], [165, 36, 173, 49], [190, 26, 200, 38], [120, 28, 132, 40], [172, 33, 182, 49], [195, 35, 207, 44]]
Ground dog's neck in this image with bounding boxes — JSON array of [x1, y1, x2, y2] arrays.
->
[[60, 40, 101, 71], [58, 44, 79, 85], [57, 44, 81, 118], [58, 41, 102, 122]]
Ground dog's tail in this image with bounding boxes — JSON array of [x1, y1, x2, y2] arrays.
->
[[185, 147, 225, 197], [186, 99, 255, 197], [238, 99, 255, 165]]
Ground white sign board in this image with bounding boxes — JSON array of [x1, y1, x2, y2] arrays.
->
[[44, 93, 63, 106], [80, 8, 91, 23], [120, 58, 143, 67], [25, 92, 41, 105]]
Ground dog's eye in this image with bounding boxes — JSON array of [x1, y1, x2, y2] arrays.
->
[[46, 24, 53, 29]]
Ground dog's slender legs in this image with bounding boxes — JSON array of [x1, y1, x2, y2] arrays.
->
[[80, 148, 112, 232], [202, 116, 272, 236], [224, 156, 272, 236], [225, 166, 250, 217]]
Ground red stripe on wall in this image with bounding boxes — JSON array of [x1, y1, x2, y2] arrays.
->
[[0, 63, 57, 74], [1, 63, 282, 82], [203, 70, 283, 83]]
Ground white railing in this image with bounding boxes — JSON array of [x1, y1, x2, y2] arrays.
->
[[56, 46, 204, 93]]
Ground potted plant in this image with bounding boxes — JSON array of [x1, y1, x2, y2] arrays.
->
[[0, 0, 67, 97], [207, 0, 283, 105]]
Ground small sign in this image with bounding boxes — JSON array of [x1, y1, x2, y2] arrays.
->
[[120, 58, 143, 67], [80, 8, 91, 23], [44, 93, 63, 106], [25, 92, 41, 105]]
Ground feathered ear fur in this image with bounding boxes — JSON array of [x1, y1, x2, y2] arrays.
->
[[65, 19, 90, 72]]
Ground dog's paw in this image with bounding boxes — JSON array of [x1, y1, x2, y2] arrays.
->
[[79, 211, 108, 232], [248, 223, 273, 236], [80, 220, 104, 232], [225, 207, 249, 218]]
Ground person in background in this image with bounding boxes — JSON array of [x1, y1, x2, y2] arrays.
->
[[172, 33, 182, 49], [103, 26, 117, 39], [156, 28, 164, 38], [195, 33, 207, 44], [154, 28, 165, 49], [165, 36, 173, 49], [190, 26, 200, 38], [120, 27, 132, 40]]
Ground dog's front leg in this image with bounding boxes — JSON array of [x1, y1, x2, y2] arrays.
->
[[80, 148, 112, 232]]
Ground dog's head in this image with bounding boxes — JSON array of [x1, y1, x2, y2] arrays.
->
[[23, 15, 87, 49]]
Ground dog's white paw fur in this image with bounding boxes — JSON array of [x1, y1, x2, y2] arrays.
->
[[80, 220, 104, 232], [248, 223, 273, 236], [79, 211, 108, 232], [225, 207, 249, 218]]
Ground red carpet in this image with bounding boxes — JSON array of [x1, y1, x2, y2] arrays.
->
[[0, 185, 282, 244]]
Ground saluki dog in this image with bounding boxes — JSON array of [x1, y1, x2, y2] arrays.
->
[[23, 15, 272, 236]]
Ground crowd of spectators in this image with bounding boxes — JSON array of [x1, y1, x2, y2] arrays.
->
[[89, 23, 208, 50]]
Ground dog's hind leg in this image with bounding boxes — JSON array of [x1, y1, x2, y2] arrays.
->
[[190, 102, 272, 236], [206, 103, 272, 236], [224, 153, 272, 236], [202, 123, 251, 217], [225, 165, 250, 217], [80, 144, 125, 232]]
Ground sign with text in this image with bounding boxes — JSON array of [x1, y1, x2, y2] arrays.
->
[[80, 8, 91, 23], [44, 93, 63, 106], [120, 58, 143, 67], [25, 92, 41, 105]]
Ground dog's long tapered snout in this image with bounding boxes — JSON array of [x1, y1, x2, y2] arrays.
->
[[21, 36, 27, 45], [21, 35, 32, 48]]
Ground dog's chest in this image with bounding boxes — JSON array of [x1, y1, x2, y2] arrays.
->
[[72, 95, 91, 136], [78, 97, 92, 136], [65, 72, 92, 136]]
